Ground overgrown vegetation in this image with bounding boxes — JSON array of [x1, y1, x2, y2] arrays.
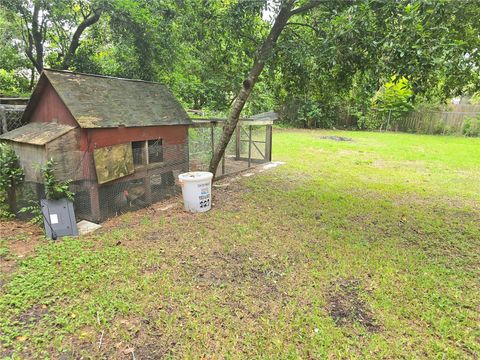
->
[[361, 76, 414, 130], [0, 130, 478, 358], [462, 116, 480, 137], [18, 159, 75, 225], [40, 159, 74, 202], [0, 143, 24, 215], [0, 143, 24, 194]]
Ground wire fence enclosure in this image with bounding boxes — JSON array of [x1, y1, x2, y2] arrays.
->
[[189, 120, 273, 178]]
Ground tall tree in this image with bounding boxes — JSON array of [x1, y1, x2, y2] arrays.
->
[[0, 8, 31, 94], [209, 0, 321, 176], [4, 0, 107, 72]]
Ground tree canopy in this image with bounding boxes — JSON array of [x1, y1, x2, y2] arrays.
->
[[1, 0, 479, 121]]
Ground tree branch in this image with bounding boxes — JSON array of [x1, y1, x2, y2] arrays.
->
[[61, 9, 102, 69], [22, 24, 37, 71], [290, 0, 322, 16], [286, 22, 319, 34], [208, 0, 297, 176]]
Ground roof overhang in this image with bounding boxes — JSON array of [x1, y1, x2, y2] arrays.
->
[[0, 122, 76, 145], [191, 111, 279, 127]]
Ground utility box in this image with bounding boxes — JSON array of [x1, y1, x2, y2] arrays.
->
[[40, 199, 78, 239]]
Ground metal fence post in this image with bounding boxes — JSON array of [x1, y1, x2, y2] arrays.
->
[[248, 125, 252, 168], [210, 123, 215, 156], [386, 109, 391, 131], [265, 125, 272, 162], [235, 125, 240, 160]]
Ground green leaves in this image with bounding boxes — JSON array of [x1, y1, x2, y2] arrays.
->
[[373, 76, 414, 115], [462, 116, 480, 137], [41, 159, 74, 201], [2, 0, 480, 121], [0, 143, 24, 193]]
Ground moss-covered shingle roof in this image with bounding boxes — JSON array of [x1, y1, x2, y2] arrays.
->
[[24, 69, 191, 128], [0, 122, 75, 145]]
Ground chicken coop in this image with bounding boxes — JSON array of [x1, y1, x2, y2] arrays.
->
[[0, 69, 191, 223]]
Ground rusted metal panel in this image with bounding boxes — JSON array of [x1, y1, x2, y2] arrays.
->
[[37, 69, 192, 128], [248, 111, 279, 122], [0, 122, 76, 145], [93, 144, 134, 184], [0, 97, 29, 105]]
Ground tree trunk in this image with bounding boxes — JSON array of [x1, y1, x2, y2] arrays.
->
[[29, 67, 36, 90], [30, 4, 44, 73], [208, 1, 296, 177]]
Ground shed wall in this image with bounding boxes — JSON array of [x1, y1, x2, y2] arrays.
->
[[79, 125, 189, 180], [46, 128, 83, 181], [30, 81, 78, 127], [83, 125, 188, 149], [9, 142, 47, 182]]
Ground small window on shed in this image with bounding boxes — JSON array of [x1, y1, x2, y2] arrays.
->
[[132, 141, 145, 166], [148, 139, 163, 163]]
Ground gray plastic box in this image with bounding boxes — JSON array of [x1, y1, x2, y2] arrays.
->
[[40, 199, 78, 239]]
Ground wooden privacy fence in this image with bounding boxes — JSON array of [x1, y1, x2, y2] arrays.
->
[[395, 109, 479, 134]]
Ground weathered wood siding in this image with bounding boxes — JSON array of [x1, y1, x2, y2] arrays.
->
[[8, 142, 47, 182], [30, 81, 78, 127], [87, 125, 188, 168], [83, 125, 188, 149], [46, 128, 83, 181]]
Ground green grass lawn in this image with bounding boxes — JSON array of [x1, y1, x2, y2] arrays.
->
[[1, 129, 479, 359]]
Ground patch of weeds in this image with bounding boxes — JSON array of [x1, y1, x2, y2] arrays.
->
[[0, 240, 11, 259], [0, 237, 141, 355], [140, 216, 151, 226]]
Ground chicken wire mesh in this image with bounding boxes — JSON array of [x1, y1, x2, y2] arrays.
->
[[0, 105, 27, 134], [10, 122, 271, 223], [13, 143, 188, 223]]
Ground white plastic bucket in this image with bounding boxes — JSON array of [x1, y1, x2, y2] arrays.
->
[[178, 171, 213, 212]]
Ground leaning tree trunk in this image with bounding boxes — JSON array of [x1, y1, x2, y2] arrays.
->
[[208, 1, 296, 177]]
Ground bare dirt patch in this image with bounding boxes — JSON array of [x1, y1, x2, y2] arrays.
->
[[100, 172, 251, 232], [327, 278, 380, 332], [17, 304, 49, 326], [0, 220, 44, 285], [188, 250, 285, 297], [319, 135, 353, 142]]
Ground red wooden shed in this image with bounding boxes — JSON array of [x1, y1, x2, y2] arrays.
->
[[0, 69, 192, 222]]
